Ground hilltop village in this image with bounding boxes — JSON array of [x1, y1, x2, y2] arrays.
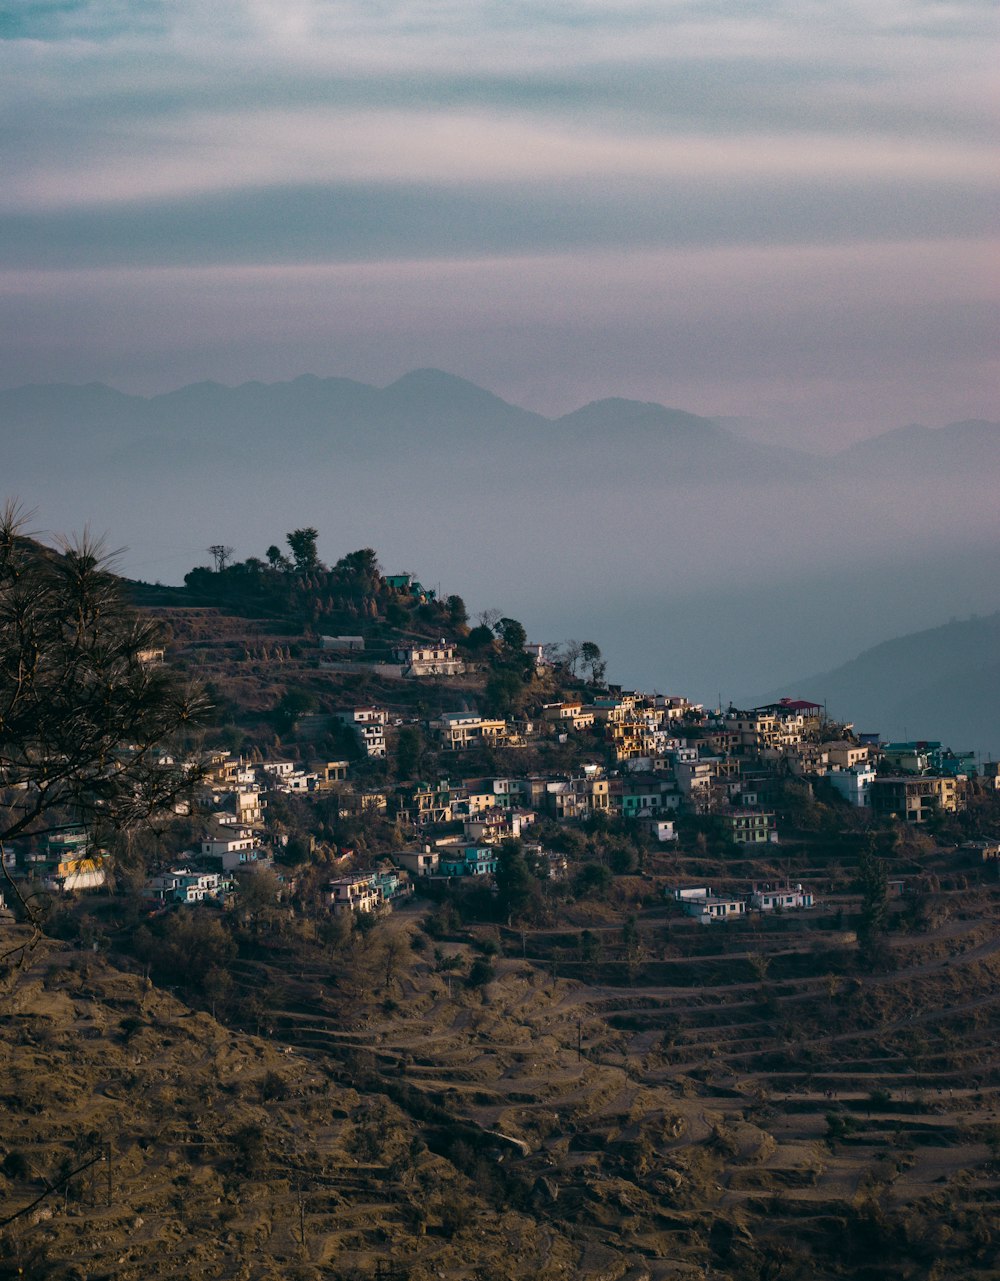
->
[[2, 540, 991, 920], [4, 532, 1000, 1281], [3, 537, 993, 923]]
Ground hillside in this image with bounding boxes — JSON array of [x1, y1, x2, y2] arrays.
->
[[761, 613, 1000, 761], [5, 534, 1000, 1279], [6, 848, 1000, 1280]]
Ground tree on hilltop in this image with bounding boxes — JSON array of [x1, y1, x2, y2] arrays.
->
[[266, 544, 291, 571], [580, 641, 607, 685], [286, 528, 323, 574]]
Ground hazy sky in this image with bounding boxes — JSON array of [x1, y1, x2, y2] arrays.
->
[[2, 0, 997, 443]]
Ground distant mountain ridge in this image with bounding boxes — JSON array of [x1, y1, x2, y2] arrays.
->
[[1, 367, 821, 487], [2, 369, 993, 469], [760, 612, 1000, 760]]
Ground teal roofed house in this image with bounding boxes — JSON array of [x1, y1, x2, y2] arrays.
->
[[439, 845, 499, 877], [881, 742, 977, 776], [938, 749, 977, 776], [385, 572, 436, 601], [371, 866, 412, 901]]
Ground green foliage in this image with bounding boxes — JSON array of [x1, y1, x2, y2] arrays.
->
[[496, 616, 527, 653], [580, 640, 606, 685], [231, 1124, 265, 1170], [483, 668, 525, 718], [574, 862, 613, 898], [579, 928, 603, 963], [237, 866, 281, 927], [395, 724, 423, 780], [1, 1150, 30, 1180], [825, 1111, 858, 1144], [147, 910, 237, 990], [495, 839, 536, 920], [858, 836, 890, 942], [446, 594, 468, 627], [286, 527, 322, 573], [331, 547, 382, 595], [607, 837, 640, 875], [1, 507, 208, 963], [466, 956, 495, 988], [261, 1070, 289, 1101], [465, 624, 496, 652], [271, 687, 315, 733]]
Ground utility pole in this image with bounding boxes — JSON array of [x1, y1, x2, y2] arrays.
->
[[207, 544, 235, 573]]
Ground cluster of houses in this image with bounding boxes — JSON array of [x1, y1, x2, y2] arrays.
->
[[316, 690, 979, 841], [3, 626, 989, 926], [139, 691, 984, 918]]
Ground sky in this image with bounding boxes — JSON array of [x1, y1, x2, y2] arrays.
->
[[1, 0, 997, 445]]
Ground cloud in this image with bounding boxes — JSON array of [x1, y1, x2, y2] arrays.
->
[[2, 236, 996, 426], [1, 0, 996, 435]]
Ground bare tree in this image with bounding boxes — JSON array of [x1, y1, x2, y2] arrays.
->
[[558, 639, 582, 675], [1, 503, 209, 966], [207, 544, 235, 573]]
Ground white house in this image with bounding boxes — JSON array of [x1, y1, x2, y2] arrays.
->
[[261, 759, 296, 779], [201, 827, 259, 859], [671, 886, 747, 924], [326, 874, 383, 914], [640, 817, 677, 842], [144, 869, 226, 905], [335, 708, 387, 758], [391, 641, 465, 677], [750, 882, 814, 911], [827, 763, 876, 808]]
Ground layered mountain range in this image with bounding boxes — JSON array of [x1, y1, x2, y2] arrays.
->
[[3, 368, 997, 484], [3, 369, 997, 748]]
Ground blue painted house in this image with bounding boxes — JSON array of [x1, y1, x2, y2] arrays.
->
[[438, 845, 499, 877]]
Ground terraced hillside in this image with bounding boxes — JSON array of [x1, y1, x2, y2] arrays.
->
[[0, 934, 625, 1281], [207, 865, 1000, 1281], [3, 848, 999, 1281]]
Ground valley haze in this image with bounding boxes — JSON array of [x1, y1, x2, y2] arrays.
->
[[3, 368, 997, 756]]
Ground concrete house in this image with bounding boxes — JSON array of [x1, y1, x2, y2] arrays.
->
[[432, 712, 510, 750], [542, 702, 595, 730], [672, 886, 747, 924], [750, 882, 814, 911], [335, 707, 388, 758], [392, 641, 465, 677], [439, 845, 499, 877], [144, 869, 226, 905], [870, 775, 960, 823], [201, 826, 260, 859], [721, 809, 777, 845], [827, 763, 876, 807], [326, 874, 383, 914], [396, 780, 453, 827], [393, 847, 440, 877], [320, 635, 365, 651]]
